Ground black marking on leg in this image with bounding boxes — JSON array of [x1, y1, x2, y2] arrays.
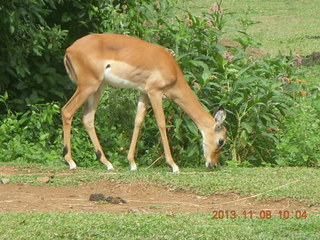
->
[[96, 150, 102, 161], [63, 145, 68, 157]]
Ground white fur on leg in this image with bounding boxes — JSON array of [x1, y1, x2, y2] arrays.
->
[[130, 163, 137, 171], [106, 163, 115, 171], [172, 165, 180, 173], [69, 161, 77, 170]]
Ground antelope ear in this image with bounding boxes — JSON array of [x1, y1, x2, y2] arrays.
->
[[214, 106, 226, 126]]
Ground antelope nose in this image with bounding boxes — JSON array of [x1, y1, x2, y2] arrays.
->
[[218, 138, 225, 147]]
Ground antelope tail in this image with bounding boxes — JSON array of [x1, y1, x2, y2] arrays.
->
[[64, 54, 77, 84]]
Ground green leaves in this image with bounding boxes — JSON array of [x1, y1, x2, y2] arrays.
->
[[0, 100, 62, 164], [0, 0, 70, 112], [275, 97, 320, 167], [196, 47, 304, 166]]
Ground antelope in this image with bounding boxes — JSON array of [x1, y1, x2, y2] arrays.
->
[[62, 34, 227, 173]]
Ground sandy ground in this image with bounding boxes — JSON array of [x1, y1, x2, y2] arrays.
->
[[1, 165, 319, 216]]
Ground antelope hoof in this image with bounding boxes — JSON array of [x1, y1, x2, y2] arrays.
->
[[106, 163, 115, 171], [130, 163, 137, 171], [206, 162, 217, 169], [69, 161, 77, 170], [172, 165, 180, 173]]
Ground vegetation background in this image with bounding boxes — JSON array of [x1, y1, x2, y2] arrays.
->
[[0, 1, 319, 239], [1, 0, 319, 168]]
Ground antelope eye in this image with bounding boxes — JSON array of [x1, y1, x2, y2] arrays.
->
[[215, 125, 221, 131]]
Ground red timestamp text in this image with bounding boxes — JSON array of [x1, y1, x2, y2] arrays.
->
[[211, 210, 307, 220]]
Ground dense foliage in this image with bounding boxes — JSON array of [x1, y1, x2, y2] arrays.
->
[[1, 0, 319, 168], [0, 0, 153, 112]]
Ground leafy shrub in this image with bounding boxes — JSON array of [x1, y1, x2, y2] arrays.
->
[[0, 95, 61, 164], [275, 86, 320, 167], [0, 0, 69, 112], [0, 0, 157, 112]]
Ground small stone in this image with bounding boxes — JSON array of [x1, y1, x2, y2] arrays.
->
[[89, 194, 127, 204], [89, 193, 106, 201], [105, 196, 127, 204], [1, 178, 10, 184], [36, 176, 51, 184]]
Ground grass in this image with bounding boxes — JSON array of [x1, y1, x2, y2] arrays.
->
[[0, 212, 319, 240], [180, 0, 320, 55], [305, 65, 320, 86]]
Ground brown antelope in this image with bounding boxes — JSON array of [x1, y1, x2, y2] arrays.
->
[[62, 34, 227, 173]]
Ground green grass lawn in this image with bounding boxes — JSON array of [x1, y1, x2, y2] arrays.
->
[[180, 0, 320, 55], [1, 212, 319, 240]]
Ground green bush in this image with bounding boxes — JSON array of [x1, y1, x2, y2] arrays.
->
[[0, 96, 61, 164], [0, 0, 157, 112], [275, 86, 320, 167], [0, 0, 69, 112]]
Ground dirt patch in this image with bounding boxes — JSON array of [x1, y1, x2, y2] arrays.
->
[[302, 52, 320, 66], [0, 166, 319, 215], [0, 165, 45, 176]]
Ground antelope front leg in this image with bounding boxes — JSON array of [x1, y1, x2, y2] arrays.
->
[[148, 92, 179, 173], [127, 94, 150, 170]]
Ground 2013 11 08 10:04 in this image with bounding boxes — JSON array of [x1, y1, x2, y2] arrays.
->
[[211, 210, 307, 219]]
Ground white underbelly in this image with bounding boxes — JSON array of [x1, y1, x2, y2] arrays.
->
[[103, 64, 145, 92]]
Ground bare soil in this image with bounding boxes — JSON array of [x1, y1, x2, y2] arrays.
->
[[1, 166, 319, 215]]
